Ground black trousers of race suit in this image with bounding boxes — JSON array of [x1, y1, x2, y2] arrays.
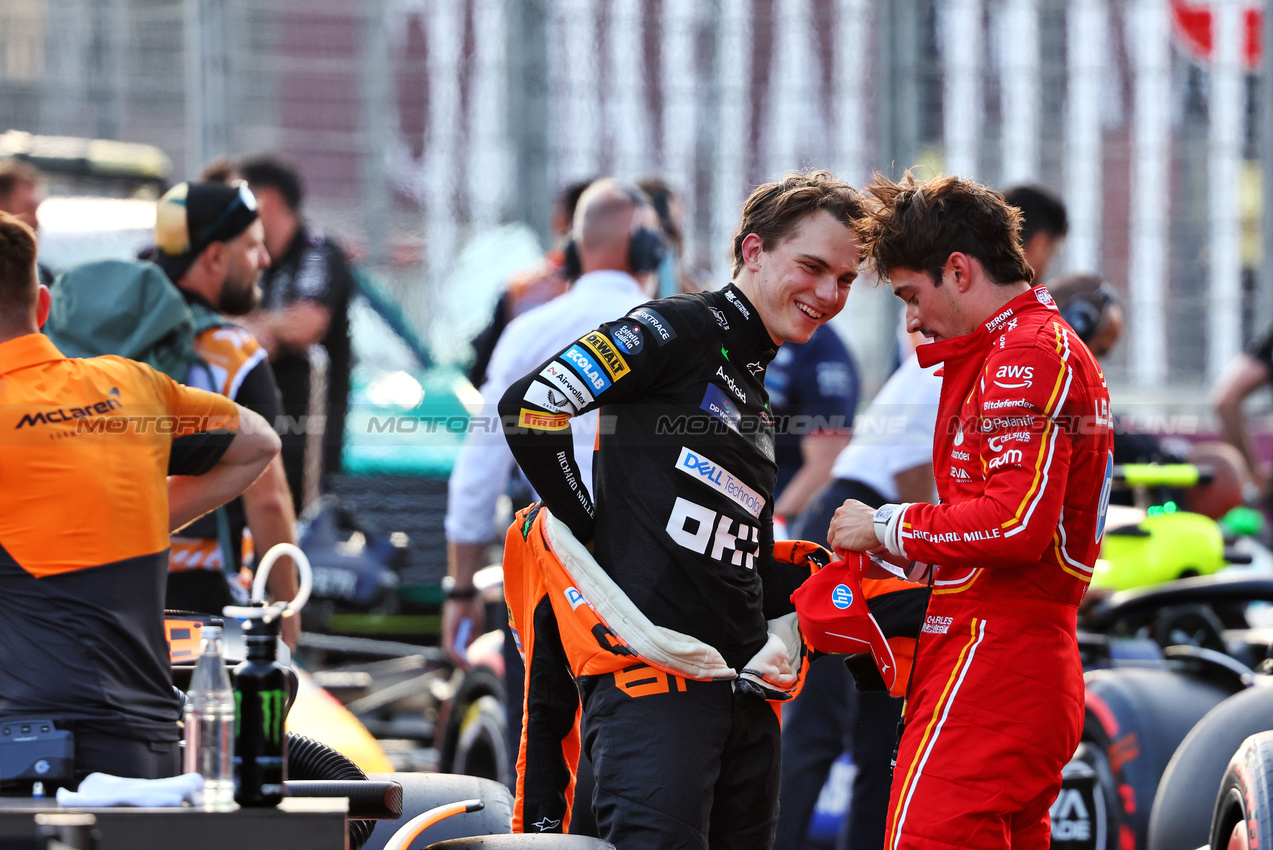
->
[[773, 478, 905, 850], [577, 668, 782, 850]]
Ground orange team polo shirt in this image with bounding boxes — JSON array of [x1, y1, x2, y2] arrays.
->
[[0, 333, 241, 740]]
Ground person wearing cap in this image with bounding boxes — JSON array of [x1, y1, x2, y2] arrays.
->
[[0, 210, 280, 785], [152, 181, 301, 649], [829, 173, 1113, 850]]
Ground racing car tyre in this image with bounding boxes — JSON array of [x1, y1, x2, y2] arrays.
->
[[426, 837, 615, 848], [1083, 667, 1236, 847], [360, 772, 514, 849], [1052, 742, 1123, 849], [440, 667, 510, 786], [1147, 687, 1273, 850], [1209, 731, 1273, 850]]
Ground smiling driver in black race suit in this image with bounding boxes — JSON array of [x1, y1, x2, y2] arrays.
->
[[499, 170, 864, 849]]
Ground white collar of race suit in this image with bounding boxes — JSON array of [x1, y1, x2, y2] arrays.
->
[[541, 507, 804, 695]]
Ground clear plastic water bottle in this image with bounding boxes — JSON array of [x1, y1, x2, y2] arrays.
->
[[183, 623, 237, 810]]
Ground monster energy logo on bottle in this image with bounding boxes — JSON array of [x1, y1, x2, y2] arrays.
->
[[260, 689, 285, 745]]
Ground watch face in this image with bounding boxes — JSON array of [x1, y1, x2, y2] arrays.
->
[[874, 505, 896, 524]]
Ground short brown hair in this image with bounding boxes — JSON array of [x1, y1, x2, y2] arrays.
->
[[0, 211, 38, 316], [857, 172, 1033, 286], [732, 169, 863, 276], [0, 158, 42, 201]]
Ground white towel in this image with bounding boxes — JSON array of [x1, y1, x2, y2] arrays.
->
[[56, 772, 204, 807]]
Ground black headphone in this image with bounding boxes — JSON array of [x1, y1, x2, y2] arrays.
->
[[1059, 283, 1118, 343], [627, 225, 667, 275], [561, 183, 668, 281], [563, 238, 582, 280]]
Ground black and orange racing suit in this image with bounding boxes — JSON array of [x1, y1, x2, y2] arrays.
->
[[877, 286, 1114, 849], [0, 333, 240, 783], [499, 285, 810, 849]]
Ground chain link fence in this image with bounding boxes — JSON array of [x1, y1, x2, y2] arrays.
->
[[1, 0, 1269, 398]]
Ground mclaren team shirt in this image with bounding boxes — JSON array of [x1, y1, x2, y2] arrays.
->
[[0, 333, 240, 741]]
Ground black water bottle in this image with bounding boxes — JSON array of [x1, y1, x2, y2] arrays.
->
[[234, 614, 288, 807]]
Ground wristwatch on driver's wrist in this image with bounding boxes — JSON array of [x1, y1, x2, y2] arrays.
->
[[872, 503, 900, 545]]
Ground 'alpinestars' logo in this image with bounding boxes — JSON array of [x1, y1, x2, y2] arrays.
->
[[532, 816, 561, 832]]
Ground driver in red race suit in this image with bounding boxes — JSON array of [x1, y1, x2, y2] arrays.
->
[[829, 173, 1115, 850]]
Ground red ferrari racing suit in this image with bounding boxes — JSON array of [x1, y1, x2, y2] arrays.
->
[[876, 285, 1114, 850]]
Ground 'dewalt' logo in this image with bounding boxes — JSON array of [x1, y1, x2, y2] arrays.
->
[[518, 409, 570, 431], [15, 397, 122, 429], [580, 332, 630, 382]]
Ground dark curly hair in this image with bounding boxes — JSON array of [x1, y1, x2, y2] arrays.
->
[[857, 171, 1032, 287]]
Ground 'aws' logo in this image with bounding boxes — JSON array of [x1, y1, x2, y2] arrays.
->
[[993, 365, 1034, 389]]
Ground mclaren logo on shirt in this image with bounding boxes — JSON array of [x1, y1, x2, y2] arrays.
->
[[665, 496, 760, 569], [674, 447, 765, 518], [580, 331, 631, 381], [15, 397, 122, 429], [539, 362, 594, 409]]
